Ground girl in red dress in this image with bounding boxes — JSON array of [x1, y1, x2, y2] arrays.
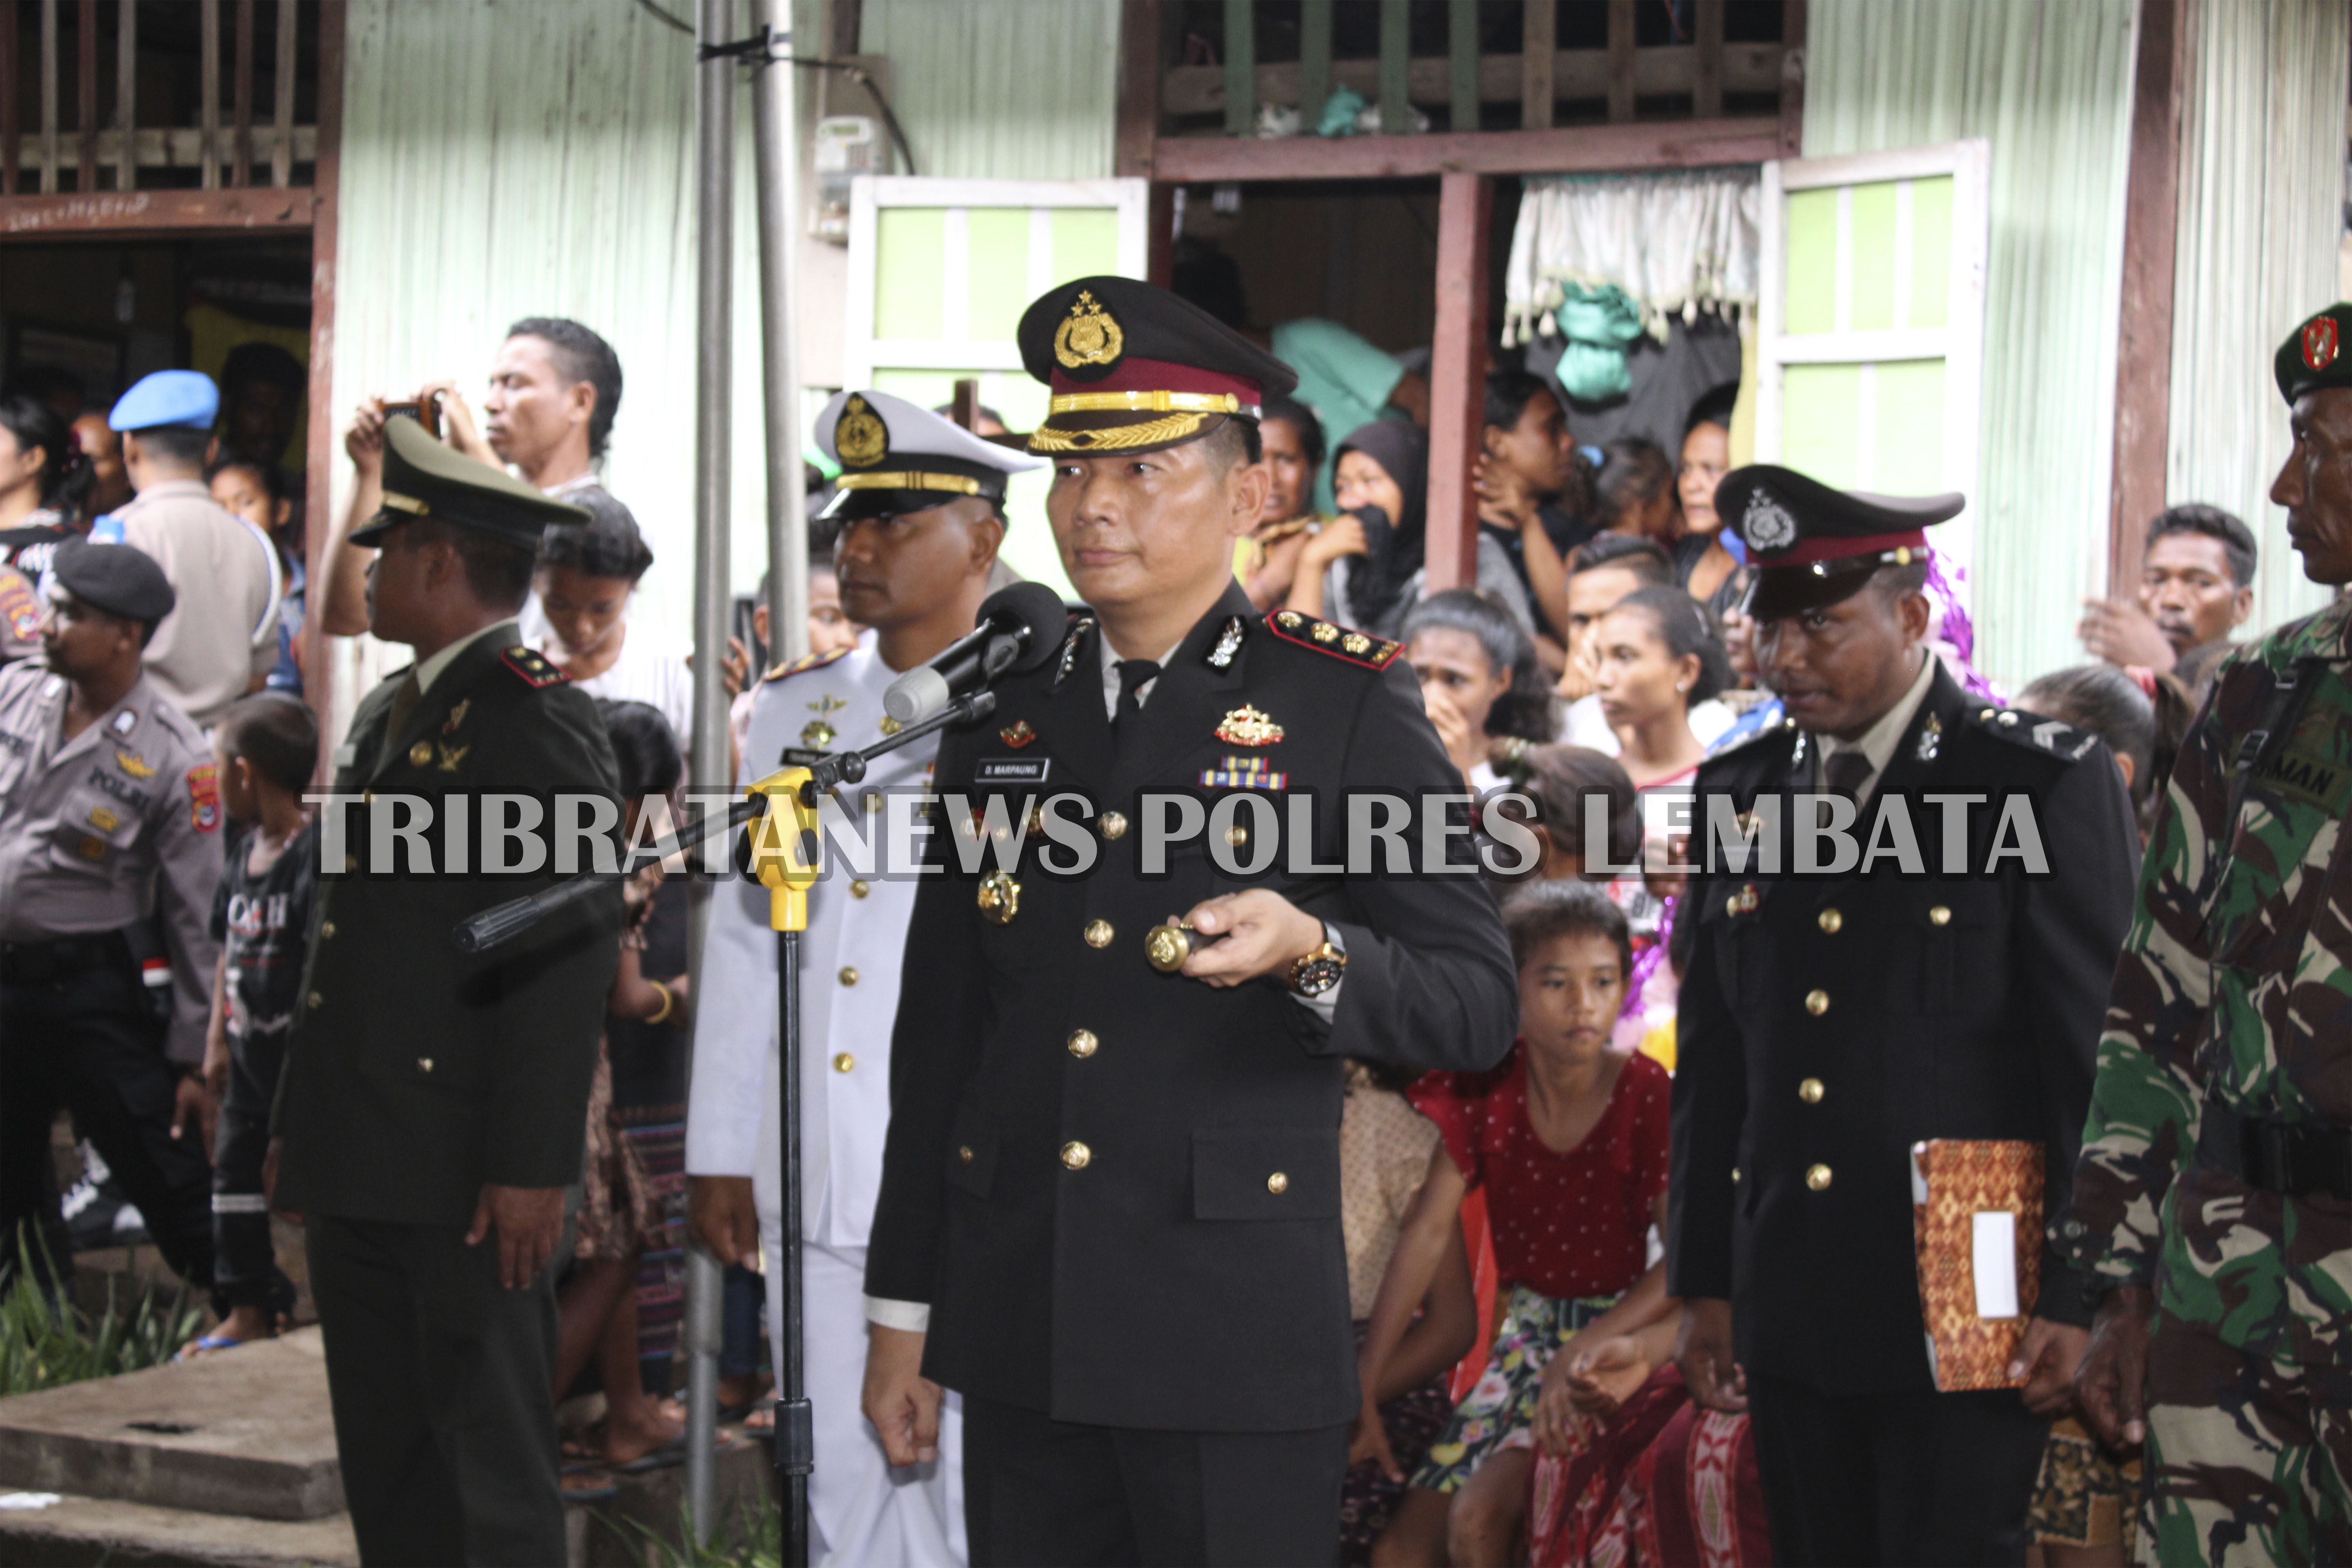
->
[[1360, 882, 1672, 1568]]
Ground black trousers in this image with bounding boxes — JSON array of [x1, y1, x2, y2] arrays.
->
[[0, 958, 214, 1296], [963, 1394, 1349, 1568], [210, 1042, 294, 1315], [306, 1212, 565, 1568], [1746, 1372, 2051, 1567]]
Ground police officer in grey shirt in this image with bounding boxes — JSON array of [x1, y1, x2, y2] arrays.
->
[[0, 537, 223, 1296]]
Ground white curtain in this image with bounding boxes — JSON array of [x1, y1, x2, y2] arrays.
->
[[2165, 0, 2349, 635], [1503, 171, 1762, 347], [1803, 0, 2139, 689]]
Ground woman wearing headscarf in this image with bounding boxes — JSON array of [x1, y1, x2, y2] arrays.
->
[[1286, 419, 1533, 641]]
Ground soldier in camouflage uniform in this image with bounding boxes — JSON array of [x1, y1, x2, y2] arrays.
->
[[2063, 303, 2352, 1566]]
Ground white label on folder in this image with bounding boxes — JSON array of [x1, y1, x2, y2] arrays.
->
[[1972, 1210, 2020, 1319]]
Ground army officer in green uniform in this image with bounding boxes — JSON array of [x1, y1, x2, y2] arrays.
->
[[269, 417, 621, 1566]]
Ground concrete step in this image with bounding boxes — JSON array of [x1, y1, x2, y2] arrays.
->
[[0, 1491, 359, 1568], [0, 1328, 340, 1520]]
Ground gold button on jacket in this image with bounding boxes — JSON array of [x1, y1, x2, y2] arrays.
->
[[1098, 811, 1128, 840], [1817, 907, 1842, 933], [833, 1053, 855, 1073], [839, 966, 860, 987], [1060, 1141, 1092, 1171], [1804, 989, 1830, 1016], [1806, 1163, 1834, 1191], [1083, 919, 1114, 948], [1265, 1172, 1289, 1194], [1067, 1029, 1099, 1058], [1798, 1077, 1824, 1103]]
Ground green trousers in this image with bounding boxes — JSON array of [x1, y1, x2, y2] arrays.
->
[[306, 1213, 566, 1566]]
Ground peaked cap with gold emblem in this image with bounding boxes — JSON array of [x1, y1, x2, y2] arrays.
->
[[1717, 463, 1964, 619], [1017, 276, 1298, 456], [351, 416, 590, 548], [814, 387, 1044, 523]]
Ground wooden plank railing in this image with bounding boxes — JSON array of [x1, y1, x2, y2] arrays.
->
[[0, 0, 318, 196], [1166, 0, 1783, 130]]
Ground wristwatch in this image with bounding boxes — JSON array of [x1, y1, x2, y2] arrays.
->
[[1286, 936, 1348, 998]]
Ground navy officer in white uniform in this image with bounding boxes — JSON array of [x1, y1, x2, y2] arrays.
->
[[686, 389, 1040, 1567]]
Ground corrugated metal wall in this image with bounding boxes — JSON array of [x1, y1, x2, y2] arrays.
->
[[326, 0, 1122, 722], [861, 0, 1118, 180], [1804, 0, 2139, 690], [2165, 0, 2348, 635]]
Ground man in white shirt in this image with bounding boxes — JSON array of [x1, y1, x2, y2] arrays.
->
[[687, 390, 1038, 1568]]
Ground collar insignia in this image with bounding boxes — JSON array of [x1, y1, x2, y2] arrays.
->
[[1914, 711, 1942, 763], [109, 709, 136, 735], [1205, 616, 1246, 670], [1214, 705, 1284, 747], [442, 699, 470, 734], [1742, 488, 1798, 554], [834, 394, 888, 468], [1053, 290, 1125, 370], [1054, 617, 1094, 688]]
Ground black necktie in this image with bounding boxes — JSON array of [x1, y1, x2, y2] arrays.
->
[[1113, 659, 1160, 734], [1823, 750, 1873, 800]]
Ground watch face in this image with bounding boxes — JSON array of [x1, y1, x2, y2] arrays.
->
[[1293, 955, 1345, 997]]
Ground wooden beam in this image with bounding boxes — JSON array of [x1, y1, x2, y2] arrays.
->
[[1427, 171, 1493, 593], [1114, 0, 1162, 177], [114, 0, 132, 189], [1378, 0, 1408, 135], [1693, 0, 1723, 117], [1221, 0, 1253, 137], [271, 0, 295, 187], [75, 0, 93, 191], [1520, 0, 1553, 130], [1161, 41, 1784, 117], [2, 0, 18, 196], [1606, 0, 1633, 122], [232, 0, 254, 187], [1151, 115, 1780, 183], [1447, 0, 1478, 134], [1778, 0, 1806, 156], [304, 0, 346, 771], [1298, 0, 1330, 130], [0, 184, 317, 235], [2107, 0, 2189, 595], [39, 0, 56, 193], [200, 0, 220, 188]]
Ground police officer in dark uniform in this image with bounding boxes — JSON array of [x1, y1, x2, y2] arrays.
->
[[1667, 466, 2140, 1565], [268, 417, 621, 1566], [859, 277, 1518, 1565]]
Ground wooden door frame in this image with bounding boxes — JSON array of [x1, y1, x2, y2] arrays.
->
[[1116, 0, 1798, 592]]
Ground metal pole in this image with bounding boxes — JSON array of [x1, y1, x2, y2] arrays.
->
[[682, 0, 737, 1540], [750, 0, 809, 666], [776, 928, 810, 1565]]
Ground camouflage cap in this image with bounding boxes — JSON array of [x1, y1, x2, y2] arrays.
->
[[2275, 303, 2352, 405]]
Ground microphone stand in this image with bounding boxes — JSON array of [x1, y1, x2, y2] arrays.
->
[[451, 684, 996, 1563]]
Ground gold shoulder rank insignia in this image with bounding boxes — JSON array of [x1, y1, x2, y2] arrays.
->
[[1262, 612, 1401, 671], [500, 646, 568, 688], [1214, 705, 1285, 747], [761, 646, 853, 683], [114, 749, 156, 779]]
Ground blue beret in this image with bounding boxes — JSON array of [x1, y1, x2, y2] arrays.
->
[[109, 370, 220, 433], [51, 536, 176, 625]]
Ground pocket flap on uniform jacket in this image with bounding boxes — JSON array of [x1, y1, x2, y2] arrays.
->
[[1192, 1128, 1340, 1220], [944, 1103, 999, 1198]]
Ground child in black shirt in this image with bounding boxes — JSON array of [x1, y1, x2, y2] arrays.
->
[[182, 693, 318, 1356]]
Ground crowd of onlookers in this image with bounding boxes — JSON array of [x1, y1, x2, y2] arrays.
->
[[0, 307, 2275, 1556]]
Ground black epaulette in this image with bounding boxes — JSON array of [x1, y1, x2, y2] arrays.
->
[[760, 645, 853, 684], [500, 645, 569, 688], [1265, 609, 1401, 670], [1970, 704, 2103, 763], [1696, 714, 1798, 776]]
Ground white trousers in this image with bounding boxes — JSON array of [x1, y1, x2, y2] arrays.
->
[[761, 1227, 966, 1568]]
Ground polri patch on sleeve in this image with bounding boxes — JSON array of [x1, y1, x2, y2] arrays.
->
[[0, 573, 37, 642], [501, 645, 570, 688], [187, 762, 221, 833]]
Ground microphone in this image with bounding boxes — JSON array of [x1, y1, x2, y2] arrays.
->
[[883, 581, 1068, 725]]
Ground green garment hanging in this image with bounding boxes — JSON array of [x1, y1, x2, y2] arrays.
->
[[1550, 283, 1646, 401]]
